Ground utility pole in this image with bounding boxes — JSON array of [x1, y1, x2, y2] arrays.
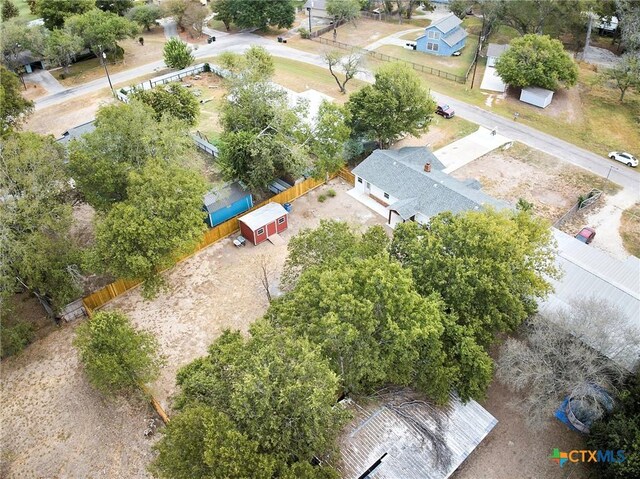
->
[[102, 52, 114, 95], [470, 13, 485, 89], [583, 12, 594, 60]]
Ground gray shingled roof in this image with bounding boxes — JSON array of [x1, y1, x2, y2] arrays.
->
[[337, 389, 497, 479], [487, 43, 510, 58], [56, 120, 96, 145], [442, 27, 468, 47], [203, 182, 249, 213], [351, 147, 506, 220], [429, 13, 463, 34]]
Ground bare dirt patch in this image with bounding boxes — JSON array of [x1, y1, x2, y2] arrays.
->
[[452, 379, 588, 479], [0, 180, 385, 479], [21, 82, 48, 101], [103, 179, 385, 412], [450, 143, 622, 224], [322, 19, 423, 48], [25, 91, 116, 138], [1, 323, 158, 479]]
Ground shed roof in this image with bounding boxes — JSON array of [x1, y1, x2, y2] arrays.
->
[[203, 182, 249, 213], [238, 202, 288, 231], [337, 390, 497, 479], [522, 86, 554, 99], [352, 147, 506, 220], [486, 43, 510, 58], [540, 229, 640, 372], [429, 13, 463, 34]]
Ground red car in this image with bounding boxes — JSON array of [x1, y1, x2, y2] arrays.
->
[[575, 227, 596, 244], [436, 104, 455, 119]]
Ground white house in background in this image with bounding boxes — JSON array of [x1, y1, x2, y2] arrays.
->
[[486, 43, 509, 67], [350, 147, 506, 227], [520, 86, 554, 108]]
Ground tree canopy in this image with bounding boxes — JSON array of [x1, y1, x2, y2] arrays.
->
[[96, 0, 134, 16], [0, 65, 33, 135], [127, 4, 162, 31], [602, 53, 640, 102], [2, 0, 19, 20], [390, 208, 559, 346], [0, 132, 81, 312], [347, 62, 435, 148], [495, 34, 579, 90], [588, 369, 640, 479], [174, 323, 345, 464], [68, 101, 193, 211], [73, 310, 162, 395], [66, 8, 139, 58], [217, 50, 309, 193], [211, 0, 296, 31], [92, 162, 207, 298], [44, 28, 85, 74], [326, 0, 361, 25], [163, 37, 194, 70], [309, 101, 351, 178], [131, 83, 200, 125], [37, 0, 95, 30]]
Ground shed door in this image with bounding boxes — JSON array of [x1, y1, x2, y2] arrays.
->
[[266, 221, 277, 237]]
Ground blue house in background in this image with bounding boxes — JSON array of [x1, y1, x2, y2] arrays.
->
[[203, 182, 253, 227], [416, 13, 467, 56]]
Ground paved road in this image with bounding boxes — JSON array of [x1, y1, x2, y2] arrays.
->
[[34, 32, 640, 190]]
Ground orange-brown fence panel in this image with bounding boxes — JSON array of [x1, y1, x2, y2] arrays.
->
[[338, 168, 355, 185], [81, 175, 340, 313]]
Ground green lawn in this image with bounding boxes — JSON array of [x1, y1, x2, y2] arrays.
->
[[488, 25, 520, 44], [367, 55, 640, 158], [375, 34, 478, 78], [429, 116, 478, 150], [13, 0, 38, 21]]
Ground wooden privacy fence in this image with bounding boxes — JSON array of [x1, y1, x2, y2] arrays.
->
[[82, 172, 350, 315]]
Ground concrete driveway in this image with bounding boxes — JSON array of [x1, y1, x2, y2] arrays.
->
[[434, 126, 511, 173], [479, 66, 506, 92], [26, 69, 66, 94]]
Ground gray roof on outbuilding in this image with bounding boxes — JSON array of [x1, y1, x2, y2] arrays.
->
[[57, 120, 96, 145], [337, 389, 497, 479], [540, 228, 640, 372], [203, 182, 249, 213], [486, 43, 510, 58], [429, 13, 463, 34], [351, 147, 506, 220]]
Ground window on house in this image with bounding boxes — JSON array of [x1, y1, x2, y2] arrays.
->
[[357, 177, 363, 183], [427, 42, 434, 50], [277, 217, 285, 224], [429, 43, 439, 52], [384, 192, 389, 199], [257, 228, 264, 235], [433, 31, 440, 40], [428, 30, 434, 39]]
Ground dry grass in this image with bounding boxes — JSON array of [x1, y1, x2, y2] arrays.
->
[[450, 142, 622, 224], [58, 28, 167, 87], [320, 18, 425, 48], [620, 203, 640, 257], [395, 116, 478, 151]]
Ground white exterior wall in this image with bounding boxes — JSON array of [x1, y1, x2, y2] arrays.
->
[[415, 213, 430, 225], [354, 176, 398, 205], [487, 56, 497, 67]]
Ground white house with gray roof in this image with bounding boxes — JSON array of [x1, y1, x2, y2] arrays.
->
[[350, 147, 506, 226]]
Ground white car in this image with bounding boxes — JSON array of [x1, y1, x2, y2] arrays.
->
[[609, 151, 638, 167]]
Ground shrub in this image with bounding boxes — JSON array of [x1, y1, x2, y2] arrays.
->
[[299, 27, 310, 39], [327, 188, 336, 197], [318, 194, 327, 203], [203, 62, 211, 73], [0, 320, 35, 359]]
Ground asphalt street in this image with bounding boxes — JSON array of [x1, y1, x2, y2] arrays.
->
[[35, 32, 640, 191]]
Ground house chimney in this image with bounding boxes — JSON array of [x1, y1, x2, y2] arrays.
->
[[424, 162, 431, 173]]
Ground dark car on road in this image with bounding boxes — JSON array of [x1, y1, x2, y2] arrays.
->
[[575, 227, 596, 244], [436, 104, 455, 119]]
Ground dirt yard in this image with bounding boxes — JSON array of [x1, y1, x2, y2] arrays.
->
[[395, 116, 478, 151], [0, 180, 385, 478], [453, 379, 589, 479], [1, 322, 158, 479], [620, 203, 640, 257], [24, 90, 116, 138], [449, 143, 622, 224], [321, 18, 425, 48]]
